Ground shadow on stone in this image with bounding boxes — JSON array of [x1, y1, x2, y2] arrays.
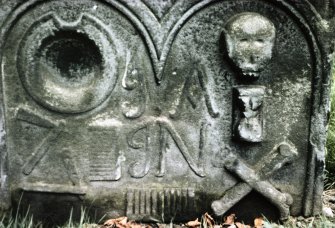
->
[[224, 190, 280, 225], [13, 191, 84, 227]]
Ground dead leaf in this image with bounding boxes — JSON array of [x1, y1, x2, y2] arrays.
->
[[103, 217, 129, 228], [253, 217, 264, 228], [128, 221, 144, 228], [203, 212, 215, 227], [186, 218, 201, 228], [119, 217, 128, 226], [223, 214, 236, 225]]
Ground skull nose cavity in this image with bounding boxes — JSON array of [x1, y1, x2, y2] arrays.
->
[[249, 55, 261, 63], [250, 55, 256, 63]]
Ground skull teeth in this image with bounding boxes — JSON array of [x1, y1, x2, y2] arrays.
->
[[243, 72, 260, 77]]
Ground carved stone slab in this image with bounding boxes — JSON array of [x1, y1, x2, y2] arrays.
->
[[0, 0, 333, 224]]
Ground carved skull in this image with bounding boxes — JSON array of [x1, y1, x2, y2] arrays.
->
[[224, 13, 276, 78]]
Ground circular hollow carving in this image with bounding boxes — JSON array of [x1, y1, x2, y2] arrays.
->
[[40, 31, 103, 87], [18, 14, 118, 114]]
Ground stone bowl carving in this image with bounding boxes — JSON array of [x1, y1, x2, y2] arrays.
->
[[17, 13, 118, 114]]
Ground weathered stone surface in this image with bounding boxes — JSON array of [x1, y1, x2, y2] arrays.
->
[[0, 0, 333, 224]]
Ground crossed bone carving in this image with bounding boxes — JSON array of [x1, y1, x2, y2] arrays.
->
[[212, 143, 298, 220]]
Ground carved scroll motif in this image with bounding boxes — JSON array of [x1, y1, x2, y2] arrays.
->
[[122, 51, 147, 119], [158, 120, 206, 177], [156, 121, 207, 177], [233, 86, 265, 142], [156, 124, 168, 177], [127, 124, 152, 178]]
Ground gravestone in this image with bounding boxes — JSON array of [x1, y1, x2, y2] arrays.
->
[[0, 0, 334, 224]]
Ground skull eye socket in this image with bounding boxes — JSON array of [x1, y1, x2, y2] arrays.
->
[[256, 39, 264, 43], [239, 38, 248, 42]]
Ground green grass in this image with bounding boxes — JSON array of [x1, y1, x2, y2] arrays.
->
[[0, 210, 40, 228], [0, 208, 98, 228]]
